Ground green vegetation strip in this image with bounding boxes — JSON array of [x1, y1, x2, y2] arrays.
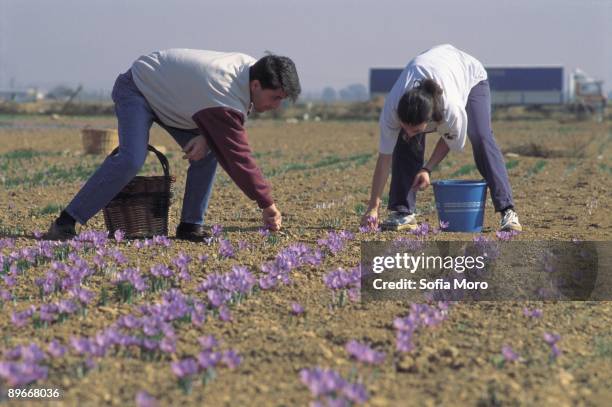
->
[[527, 160, 547, 177], [505, 160, 519, 170]]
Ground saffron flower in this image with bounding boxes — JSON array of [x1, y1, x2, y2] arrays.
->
[[345, 340, 386, 365], [171, 358, 199, 378], [198, 335, 219, 351], [543, 332, 562, 360], [47, 340, 67, 358], [211, 224, 223, 238], [135, 391, 158, 407], [300, 367, 369, 405], [218, 239, 234, 258], [290, 302, 305, 315], [317, 230, 354, 254], [114, 229, 125, 242], [496, 229, 520, 241], [221, 350, 242, 369], [359, 216, 380, 233], [523, 307, 543, 318], [501, 345, 519, 362]]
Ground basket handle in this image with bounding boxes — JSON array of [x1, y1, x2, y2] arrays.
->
[[108, 145, 170, 178]]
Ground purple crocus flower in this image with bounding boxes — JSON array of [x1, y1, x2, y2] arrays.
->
[[57, 299, 79, 314], [39, 304, 59, 322], [219, 305, 232, 322], [20, 344, 46, 364], [496, 230, 520, 241], [299, 367, 346, 397], [11, 307, 36, 327], [150, 264, 173, 278], [0, 361, 48, 386], [218, 239, 234, 258], [317, 230, 354, 254], [114, 230, 125, 242], [211, 224, 223, 238], [197, 254, 209, 263], [198, 335, 219, 351], [69, 287, 95, 305], [543, 332, 562, 360], [135, 391, 158, 407], [411, 222, 431, 237], [359, 216, 380, 233], [0, 289, 12, 302], [523, 307, 543, 318], [197, 351, 221, 370], [258, 227, 270, 238], [171, 358, 199, 378], [159, 337, 176, 354], [290, 302, 305, 315], [3, 274, 16, 288], [345, 340, 386, 365], [501, 345, 519, 362], [221, 350, 242, 369], [342, 382, 369, 404], [543, 332, 561, 345], [70, 337, 92, 355], [47, 340, 67, 358], [152, 235, 171, 247]]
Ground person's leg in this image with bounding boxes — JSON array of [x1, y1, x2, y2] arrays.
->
[[387, 131, 426, 214], [64, 71, 153, 224], [465, 80, 514, 212], [161, 126, 218, 225]]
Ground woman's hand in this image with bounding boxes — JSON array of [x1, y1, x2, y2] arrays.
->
[[411, 169, 431, 191], [360, 207, 379, 228]]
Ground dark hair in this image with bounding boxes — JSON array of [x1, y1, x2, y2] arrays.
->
[[249, 54, 301, 102], [397, 79, 444, 125]]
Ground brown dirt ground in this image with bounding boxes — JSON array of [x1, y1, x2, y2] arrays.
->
[[0, 116, 611, 406]]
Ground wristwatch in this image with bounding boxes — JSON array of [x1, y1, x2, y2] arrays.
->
[[420, 166, 432, 175]]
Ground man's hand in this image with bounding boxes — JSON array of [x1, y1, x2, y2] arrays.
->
[[262, 203, 282, 231], [411, 170, 431, 191], [360, 206, 379, 228], [182, 135, 209, 161]]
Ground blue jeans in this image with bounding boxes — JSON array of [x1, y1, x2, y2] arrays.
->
[[65, 70, 217, 226], [388, 80, 514, 213]]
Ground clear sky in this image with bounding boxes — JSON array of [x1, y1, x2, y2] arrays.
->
[[0, 0, 610, 94]]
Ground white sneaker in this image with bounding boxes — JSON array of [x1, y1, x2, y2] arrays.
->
[[500, 208, 522, 232], [381, 211, 417, 231]]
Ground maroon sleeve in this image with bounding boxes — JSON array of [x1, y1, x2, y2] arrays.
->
[[192, 107, 274, 209]]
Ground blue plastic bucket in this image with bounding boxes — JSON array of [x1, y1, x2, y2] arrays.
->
[[432, 180, 488, 232]]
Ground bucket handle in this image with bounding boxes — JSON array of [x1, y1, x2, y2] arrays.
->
[[107, 145, 170, 178]]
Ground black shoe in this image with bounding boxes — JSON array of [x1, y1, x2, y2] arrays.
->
[[176, 222, 211, 242], [43, 220, 77, 241]]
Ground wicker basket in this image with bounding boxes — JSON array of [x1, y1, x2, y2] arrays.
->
[[81, 128, 119, 155], [103, 145, 175, 238]]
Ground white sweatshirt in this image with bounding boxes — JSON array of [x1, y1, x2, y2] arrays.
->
[[379, 44, 488, 153]]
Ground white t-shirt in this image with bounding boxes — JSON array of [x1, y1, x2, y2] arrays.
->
[[379, 44, 488, 154]]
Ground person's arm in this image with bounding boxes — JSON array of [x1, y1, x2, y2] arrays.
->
[[361, 153, 392, 226], [411, 138, 450, 191], [192, 107, 281, 230]]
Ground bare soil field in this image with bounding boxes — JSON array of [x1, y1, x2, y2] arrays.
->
[[0, 116, 611, 406]]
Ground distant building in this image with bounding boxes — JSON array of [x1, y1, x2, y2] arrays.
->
[[0, 88, 44, 103]]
